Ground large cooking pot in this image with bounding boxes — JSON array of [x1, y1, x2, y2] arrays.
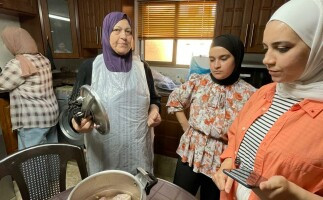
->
[[68, 168, 157, 200]]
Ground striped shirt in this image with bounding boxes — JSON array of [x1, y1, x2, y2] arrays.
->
[[237, 93, 299, 170], [0, 54, 59, 130]]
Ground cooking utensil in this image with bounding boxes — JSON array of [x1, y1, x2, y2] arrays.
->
[[71, 85, 110, 135], [68, 167, 158, 200]]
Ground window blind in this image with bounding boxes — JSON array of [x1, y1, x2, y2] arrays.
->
[[138, 1, 217, 39]]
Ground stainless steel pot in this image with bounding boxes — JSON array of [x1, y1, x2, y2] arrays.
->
[[68, 168, 157, 200]]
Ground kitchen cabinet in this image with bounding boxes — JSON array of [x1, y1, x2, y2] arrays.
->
[[78, 0, 134, 49], [39, 0, 80, 58], [0, 94, 18, 155], [154, 94, 189, 158], [215, 0, 288, 53], [0, 0, 37, 15]]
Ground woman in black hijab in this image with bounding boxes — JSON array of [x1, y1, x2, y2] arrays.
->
[[166, 34, 256, 199]]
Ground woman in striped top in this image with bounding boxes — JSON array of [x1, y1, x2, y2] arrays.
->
[[212, 0, 323, 199]]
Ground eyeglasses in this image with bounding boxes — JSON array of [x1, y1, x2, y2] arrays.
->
[[112, 28, 132, 36]]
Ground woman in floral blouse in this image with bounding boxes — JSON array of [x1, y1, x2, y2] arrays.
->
[[166, 34, 256, 199]]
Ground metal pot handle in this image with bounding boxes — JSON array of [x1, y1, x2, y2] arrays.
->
[[135, 167, 158, 195]]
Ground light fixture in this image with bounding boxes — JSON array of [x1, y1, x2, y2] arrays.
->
[[48, 14, 70, 22]]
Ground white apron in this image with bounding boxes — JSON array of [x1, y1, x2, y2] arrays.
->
[[85, 54, 153, 175]]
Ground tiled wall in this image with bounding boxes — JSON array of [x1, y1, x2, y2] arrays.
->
[[0, 14, 20, 67]]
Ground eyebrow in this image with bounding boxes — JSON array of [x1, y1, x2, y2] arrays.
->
[[209, 54, 230, 58], [263, 41, 292, 46], [113, 25, 131, 29]]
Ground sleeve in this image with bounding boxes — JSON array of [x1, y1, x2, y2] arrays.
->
[[67, 58, 94, 132], [166, 74, 200, 114], [69, 58, 94, 102], [0, 60, 25, 91], [143, 60, 161, 108]]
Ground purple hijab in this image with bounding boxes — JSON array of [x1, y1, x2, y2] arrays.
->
[[102, 12, 132, 72]]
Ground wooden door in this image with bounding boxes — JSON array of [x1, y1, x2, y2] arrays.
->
[[78, 0, 101, 48], [0, 97, 18, 155], [246, 0, 288, 52], [78, 0, 131, 50], [40, 0, 80, 58], [214, 0, 253, 48], [154, 95, 190, 158], [97, 0, 123, 45], [0, 0, 37, 15], [154, 96, 182, 158]]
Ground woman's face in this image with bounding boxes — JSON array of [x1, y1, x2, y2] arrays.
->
[[209, 46, 235, 80], [109, 19, 133, 55], [263, 21, 310, 83]]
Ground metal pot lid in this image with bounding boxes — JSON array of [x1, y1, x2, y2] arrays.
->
[[58, 108, 84, 145], [79, 85, 110, 135]]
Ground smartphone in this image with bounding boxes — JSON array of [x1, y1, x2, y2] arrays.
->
[[223, 168, 267, 189]]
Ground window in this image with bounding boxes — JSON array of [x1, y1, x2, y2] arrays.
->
[[138, 1, 216, 67]]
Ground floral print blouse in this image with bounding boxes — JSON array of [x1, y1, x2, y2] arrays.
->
[[167, 74, 256, 178]]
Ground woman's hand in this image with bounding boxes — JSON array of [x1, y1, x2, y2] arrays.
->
[[71, 117, 94, 133], [253, 176, 322, 200], [175, 111, 189, 132], [212, 158, 234, 193], [148, 105, 161, 127]]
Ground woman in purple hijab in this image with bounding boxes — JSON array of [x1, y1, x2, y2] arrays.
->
[[101, 12, 132, 72], [70, 12, 161, 175]]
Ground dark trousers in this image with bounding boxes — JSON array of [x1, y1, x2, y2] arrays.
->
[[173, 158, 220, 200]]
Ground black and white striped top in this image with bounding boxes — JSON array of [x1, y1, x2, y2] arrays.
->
[[237, 93, 299, 170]]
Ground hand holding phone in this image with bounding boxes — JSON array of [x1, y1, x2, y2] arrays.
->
[[223, 168, 267, 189]]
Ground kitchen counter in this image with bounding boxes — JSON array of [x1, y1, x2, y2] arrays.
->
[[242, 62, 266, 69], [156, 88, 172, 97]]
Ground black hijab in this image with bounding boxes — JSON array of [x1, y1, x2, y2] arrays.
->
[[210, 34, 244, 86]]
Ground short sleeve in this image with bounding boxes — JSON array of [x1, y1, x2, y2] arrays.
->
[[166, 74, 201, 114]]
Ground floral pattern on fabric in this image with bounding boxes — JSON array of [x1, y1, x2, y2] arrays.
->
[[167, 74, 256, 177]]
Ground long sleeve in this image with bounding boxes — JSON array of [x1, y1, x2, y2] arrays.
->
[[0, 60, 25, 91], [69, 58, 94, 102], [142, 60, 161, 108]]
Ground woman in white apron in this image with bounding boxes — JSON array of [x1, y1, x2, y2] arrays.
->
[[71, 12, 161, 175]]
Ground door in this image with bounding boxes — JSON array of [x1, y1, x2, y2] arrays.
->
[[40, 0, 80, 58], [78, 0, 123, 49], [0, 96, 17, 154], [246, 0, 289, 52], [0, 0, 37, 15], [214, 0, 253, 48], [215, 0, 288, 53], [78, 0, 101, 48]]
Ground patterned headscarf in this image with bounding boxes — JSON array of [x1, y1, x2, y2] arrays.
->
[[210, 34, 244, 86], [1, 27, 38, 77], [102, 12, 132, 72], [268, 0, 323, 101]]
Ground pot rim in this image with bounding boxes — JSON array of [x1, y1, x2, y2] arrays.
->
[[68, 170, 144, 200]]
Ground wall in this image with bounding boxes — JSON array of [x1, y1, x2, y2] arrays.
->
[[0, 14, 20, 67]]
